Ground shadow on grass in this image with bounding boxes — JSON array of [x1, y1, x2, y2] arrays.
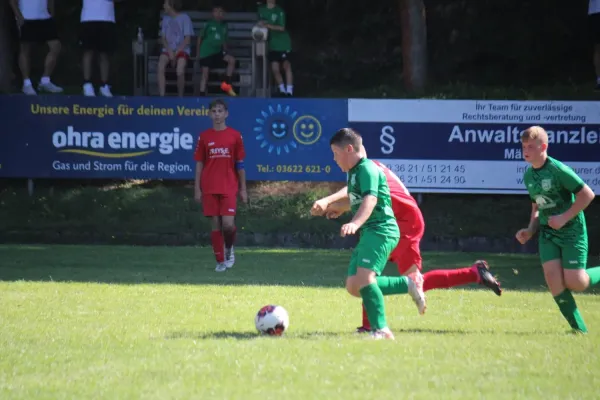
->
[[165, 330, 343, 340], [1, 244, 598, 294]]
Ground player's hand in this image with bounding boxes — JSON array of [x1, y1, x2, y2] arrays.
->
[[239, 189, 248, 204], [340, 222, 359, 237], [257, 20, 266, 27], [548, 214, 568, 230], [515, 228, 533, 244], [194, 190, 202, 204], [310, 198, 329, 216]]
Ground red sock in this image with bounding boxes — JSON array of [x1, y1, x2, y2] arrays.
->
[[210, 230, 225, 263], [423, 266, 479, 291], [223, 226, 237, 249], [361, 303, 371, 329]]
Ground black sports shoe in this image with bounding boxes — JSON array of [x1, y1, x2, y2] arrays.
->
[[355, 326, 371, 334], [473, 260, 502, 296]]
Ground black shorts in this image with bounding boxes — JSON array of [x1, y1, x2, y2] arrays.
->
[[268, 51, 292, 63], [589, 13, 600, 44], [20, 18, 58, 43], [198, 51, 227, 69], [79, 21, 117, 54]]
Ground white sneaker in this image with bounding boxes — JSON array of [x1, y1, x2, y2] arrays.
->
[[215, 262, 227, 272], [99, 85, 113, 97], [38, 81, 63, 93], [83, 83, 95, 96], [22, 84, 37, 95], [407, 272, 427, 315], [225, 247, 235, 269], [369, 327, 395, 340]]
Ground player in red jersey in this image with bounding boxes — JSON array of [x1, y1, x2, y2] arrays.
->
[[194, 99, 248, 272], [311, 146, 502, 332]]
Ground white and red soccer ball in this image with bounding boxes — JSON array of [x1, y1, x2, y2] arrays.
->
[[255, 305, 289, 336]]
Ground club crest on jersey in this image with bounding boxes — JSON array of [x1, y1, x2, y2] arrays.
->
[[541, 179, 552, 191]]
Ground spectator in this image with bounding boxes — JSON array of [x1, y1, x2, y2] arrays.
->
[[157, 0, 193, 97], [9, 0, 63, 95], [80, 0, 117, 97], [590, 0, 600, 90], [196, 5, 236, 96], [258, 0, 293, 97]]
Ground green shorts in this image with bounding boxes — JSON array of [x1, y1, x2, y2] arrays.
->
[[539, 227, 588, 269], [348, 229, 399, 276]]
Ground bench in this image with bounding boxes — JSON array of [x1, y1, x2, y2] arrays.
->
[[133, 11, 259, 97]]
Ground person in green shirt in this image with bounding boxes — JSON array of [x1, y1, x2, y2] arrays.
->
[[257, 0, 293, 96], [329, 128, 426, 340], [516, 126, 600, 334], [196, 5, 236, 96]]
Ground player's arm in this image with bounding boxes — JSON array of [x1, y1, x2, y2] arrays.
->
[[527, 202, 540, 234], [557, 165, 595, 222], [9, 0, 23, 24], [235, 132, 248, 202], [266, 11, 286, 31], [350, 167, 379, 228], [175, 15, 193, 53], [195, 25, 206, 57], [193, 136, 205, 202], [562, 185, 595, 221]]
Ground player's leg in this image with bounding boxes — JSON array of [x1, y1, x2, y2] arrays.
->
[[562, 236, 600, 292], [220, 193, 238, 269], [220, 52, 236, 96], [203, 194, 226, 271], [157, 53, 170, 96], [282, 54, 293, 96], [540, 234, 587, 333], [421, 260, 502, 295], [175, 53, 188, 97], [269, 52, 286, 96], [346, 239, 394, 340]]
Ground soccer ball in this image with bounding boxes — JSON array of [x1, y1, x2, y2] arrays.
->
[[255, 305, 289, 336], [251, 25, 268, 41]]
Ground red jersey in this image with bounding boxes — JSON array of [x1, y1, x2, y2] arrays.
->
[[193, 127, 245, 195], [372, 160, 420, 218]]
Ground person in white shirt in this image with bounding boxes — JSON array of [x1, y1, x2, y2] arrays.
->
[[9, 0, 63, 95], [79, 0, 118, 97], [589, 0, 600, 90]]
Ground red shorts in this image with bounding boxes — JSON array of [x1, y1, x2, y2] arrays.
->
[[389, 210, 425, 274], [202, 193, 237, 217], [161, 50, 189, 60]]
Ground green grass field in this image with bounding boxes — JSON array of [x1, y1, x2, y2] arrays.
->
[[1, 245, 599, 399]]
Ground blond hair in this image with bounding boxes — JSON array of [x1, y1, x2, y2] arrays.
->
[[521, 126, 548, 144]]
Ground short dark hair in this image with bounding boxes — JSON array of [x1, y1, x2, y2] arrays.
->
[[212, 3, 225, 11], [170, 0, 183, 12], [330, 127, 362, 150], [209, 99, 228, 110]]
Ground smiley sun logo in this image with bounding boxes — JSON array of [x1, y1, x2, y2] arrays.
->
[[254, 104, 322, 155]]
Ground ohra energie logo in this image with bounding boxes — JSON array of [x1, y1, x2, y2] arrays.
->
[[253, 104, 322, 155], [52, 126, 194, 157]]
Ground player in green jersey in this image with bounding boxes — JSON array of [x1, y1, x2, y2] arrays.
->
[[330, 128, 426, 340], [196, 5, 236, 96], [257, 0, 293, 96], [516, 126, 600, 333]]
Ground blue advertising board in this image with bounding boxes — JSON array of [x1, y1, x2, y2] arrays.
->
[[349, 99, 600, 194], [0, 95, 348, 182]]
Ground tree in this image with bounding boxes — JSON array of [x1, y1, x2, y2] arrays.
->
[[400, 0, 427, 93]]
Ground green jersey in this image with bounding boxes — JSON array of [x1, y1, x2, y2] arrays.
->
[[199, 20, 227, 58], [347, 158, 398, 236], [257, 5, 292, 52], [523, 156, 586, 232]]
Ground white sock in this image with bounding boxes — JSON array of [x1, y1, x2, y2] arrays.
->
[[279, 83, 285, 92], [286, 84, 293, 94], [23, 78, 32, 86], [40, 76, 50, 84]]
